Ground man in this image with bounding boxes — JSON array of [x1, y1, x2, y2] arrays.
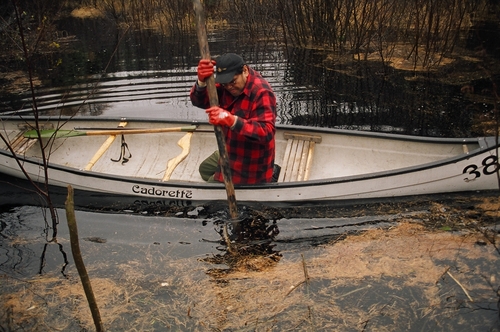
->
[[190, 53, 276, 185]]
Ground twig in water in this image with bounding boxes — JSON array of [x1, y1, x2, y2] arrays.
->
[[331, 284, 372, 301], [284, 254, 311, 298], [301, 253, 310, 285], [447, 271, 474, 302], [285, 280, 306, 297], [437, 266, 451, 283]]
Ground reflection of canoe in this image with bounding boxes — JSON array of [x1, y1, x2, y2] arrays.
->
[[1, 116, 498, 205]]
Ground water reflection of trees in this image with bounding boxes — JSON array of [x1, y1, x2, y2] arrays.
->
[[279, 46, 478, 136]]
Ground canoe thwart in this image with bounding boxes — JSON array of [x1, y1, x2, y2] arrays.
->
[[279, 132, 321, 182], [84, 121, 128, 171], [163, 132, 193, 181]]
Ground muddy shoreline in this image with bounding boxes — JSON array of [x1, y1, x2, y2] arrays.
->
[[1, 193, 499, 331]]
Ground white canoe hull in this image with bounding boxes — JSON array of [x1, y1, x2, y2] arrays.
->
[[1, 116, 498, 205]]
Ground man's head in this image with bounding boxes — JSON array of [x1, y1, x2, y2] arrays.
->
[[215, 53, 249, 96], [215, 53, 244, 83]]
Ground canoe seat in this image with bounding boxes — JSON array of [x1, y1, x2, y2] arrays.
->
[[11, 135, 37, 154], [11, 122, 55, 154], [278, 132, 322, 182]]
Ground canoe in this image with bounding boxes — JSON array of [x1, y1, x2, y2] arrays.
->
[[0, 116, 498, 206]]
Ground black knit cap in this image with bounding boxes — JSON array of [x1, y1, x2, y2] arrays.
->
[[215, 53, 245, 84]]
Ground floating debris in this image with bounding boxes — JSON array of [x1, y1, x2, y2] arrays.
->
[[83, 237, 107, 243]]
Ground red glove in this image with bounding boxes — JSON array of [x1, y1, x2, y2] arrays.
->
[[197, 59, 215, 82], [206, 106, 237, 128]]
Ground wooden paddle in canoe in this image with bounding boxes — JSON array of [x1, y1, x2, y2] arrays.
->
[[23, 125, 198, 138]]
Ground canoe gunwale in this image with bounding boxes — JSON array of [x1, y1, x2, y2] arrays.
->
[[1, 114, 484, 144]]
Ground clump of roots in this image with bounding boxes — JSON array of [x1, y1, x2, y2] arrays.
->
[[201, 206, 283, 276]]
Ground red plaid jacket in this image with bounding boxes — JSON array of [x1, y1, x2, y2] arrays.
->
[[190, 67, 276, 184]]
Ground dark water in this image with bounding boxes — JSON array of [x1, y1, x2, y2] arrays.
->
[[1, 18, 495, 137], [1, 189, 500, 331], [1, 18, 500, 331]]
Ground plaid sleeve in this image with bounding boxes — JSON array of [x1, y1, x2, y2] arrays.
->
[[189, 82, 210, 108]]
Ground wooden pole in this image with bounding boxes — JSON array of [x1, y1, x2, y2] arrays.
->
[[192, 0, 238, 221]]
